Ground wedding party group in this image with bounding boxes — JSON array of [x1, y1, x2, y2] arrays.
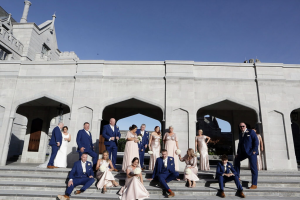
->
[[47, 118, 263, 200]]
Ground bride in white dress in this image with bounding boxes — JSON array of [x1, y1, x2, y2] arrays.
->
[[54, 126, 71, 168]]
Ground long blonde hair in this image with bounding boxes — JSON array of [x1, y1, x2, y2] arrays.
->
[[102, 150, 110, 162], [187, 148, 196, 159]]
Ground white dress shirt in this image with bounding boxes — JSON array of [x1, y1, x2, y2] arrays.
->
[[242, 129, 247, 137], [82, 161, 86, 173], [141, 130, 144, 136], [163, 157, 168, 168], [85, 129, 90, 136], [110, 125, 114, 132]]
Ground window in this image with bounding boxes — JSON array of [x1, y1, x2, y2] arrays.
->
[[41, 44, 50, 58], [0, 49, 8, 60]]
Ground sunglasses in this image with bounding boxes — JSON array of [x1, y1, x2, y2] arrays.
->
[[239, 126, 245, 128]]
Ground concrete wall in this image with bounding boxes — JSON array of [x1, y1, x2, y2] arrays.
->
[[0, 60, 299, 171]]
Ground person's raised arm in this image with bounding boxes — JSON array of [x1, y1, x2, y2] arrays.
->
[[206, 136, 211, 144]]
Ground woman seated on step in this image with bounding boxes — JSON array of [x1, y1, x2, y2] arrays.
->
[[96, 150, 119, 193], [178, 148, 199, 188], [118, 157, 149, 200]]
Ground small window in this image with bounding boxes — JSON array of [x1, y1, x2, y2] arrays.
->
[[41, 44, 50, 58], [0, 49, 8, 60]]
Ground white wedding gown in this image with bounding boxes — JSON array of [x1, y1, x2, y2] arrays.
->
[[54, 133, 69, 168]]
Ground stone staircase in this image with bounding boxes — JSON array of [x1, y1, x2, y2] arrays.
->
[[0, 165, 300, 200]]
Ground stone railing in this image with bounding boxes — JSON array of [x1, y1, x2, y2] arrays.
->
[[0, 27, 24, 56]]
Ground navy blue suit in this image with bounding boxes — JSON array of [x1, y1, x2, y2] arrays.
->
[[234, 129, 259, 185], [76, 129, 98, 169], [152, 157, 179, 190], [216, 161, 243, 191], [136, 129, 149, 168], [65, 160, 95, 196], [47, 126, 62, 166], [102, 124, 121, 168]]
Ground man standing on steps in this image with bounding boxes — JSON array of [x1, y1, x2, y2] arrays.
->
[[136, 124, 149, 170], [216, 154, 245, 198], [102, 118, 120, 171], [47, 122, 64, 169], [57, 153, 95, 200], [76, 122, 98, 170], [234, 122, 259, 189], [151, 149, 179, 198]]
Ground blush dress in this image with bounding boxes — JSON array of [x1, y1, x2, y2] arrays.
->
[[122, 132, 140, 171], [96, 159, 115, 189], [118, 165, 150, 200], [196, 136, 210, 171], [248, 134, 263, 171], [149, 134, 161, 171], [180, 155, 199, 181], [164, 132, 179, 171]]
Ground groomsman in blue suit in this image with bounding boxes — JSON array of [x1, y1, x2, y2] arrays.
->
[[47, 122, 64, 169], [57, 153, 95, 200], [76, 122, 98, 170], [234, 122, 259, 189], [102, 118, 120, 171], [136, 124, 149, 170], [216, 154, 245, 198], [152, 149, 179, 198]]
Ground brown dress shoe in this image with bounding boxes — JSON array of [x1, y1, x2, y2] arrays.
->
[[168, 191, 175, 198], [57, 195, 69, 200], [220, 191, 225, 198], [74, 190, 82, 195], [113, 169, 119, 172], [47, 166, 54, 169], [249, 185, 257, 189], [239, 191, 245, 198], [54, 166, 59, 168]]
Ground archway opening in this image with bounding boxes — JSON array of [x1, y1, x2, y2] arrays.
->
[[7, 97, 70, 165], [99, 98, 163, 168], [291, 109, 300, 164], [197, 100, 258, 167]]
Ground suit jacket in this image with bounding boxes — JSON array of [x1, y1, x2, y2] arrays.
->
[[237, 129, 259, 157], [215, 161, 237, 179], [152, 156, 176, 179], [49, 126, 62, 146], [69, 160, 94, 180], [102, 124, 121, 146], [76, 129, 94, 152], [136, 129, 149, 152]]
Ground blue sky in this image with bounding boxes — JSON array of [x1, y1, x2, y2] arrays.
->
[[3, 0, 298, 132]]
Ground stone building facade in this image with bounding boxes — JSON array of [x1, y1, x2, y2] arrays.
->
[[0, 1, 300, 170]]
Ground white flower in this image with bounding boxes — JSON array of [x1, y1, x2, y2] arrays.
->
[[100, 165, 106, 172], [138, 136, 142, 141], [196, 152, 200, 157], [148, 151, 153, 155], [185, 168, 191, 175], [176, 149, 181, 155], [134, 168, 141, 175]]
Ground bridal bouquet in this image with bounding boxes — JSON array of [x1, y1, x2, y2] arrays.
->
[[134, 167, 141, 175], [185, 168, 191, 175], [100, 165, 106, 172], [176, 149, 181, 155], [148, 151, 153, 155], [137, 135, 142, 143], [196, 152, 200, 157]]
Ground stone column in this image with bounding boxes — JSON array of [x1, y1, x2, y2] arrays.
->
[[0, 116, 15, 166], [20, 1, 32, 23]]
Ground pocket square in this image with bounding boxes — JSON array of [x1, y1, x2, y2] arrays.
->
[[247, 135, 250, 137]]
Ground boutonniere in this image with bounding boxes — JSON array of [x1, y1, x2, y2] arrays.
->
[[88, 163, 91, 166], [116, 126, 119, 128], [228, 165, 231, 168], [170, 158, 173, 161], [246, 130, 249, 133]]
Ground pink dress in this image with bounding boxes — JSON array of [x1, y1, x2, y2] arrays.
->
[[164, 132, 179, 171], [196, 136, 210, 171], [96, 159, 115, 189], [149, 134, 161, 170], [248, 134, 263, 171], [118, 165, 149, 200], [122, 131, 139, 171], [181, 155, 199, 181]]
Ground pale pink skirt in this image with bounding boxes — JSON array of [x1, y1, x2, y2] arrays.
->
[[118, 176, 149, 200], [96, 169, 115, 189], [184, 166, 199, 181]]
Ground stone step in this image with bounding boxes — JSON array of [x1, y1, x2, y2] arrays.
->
[[0, 190, 299, 200], [0, 174, 299, 188]]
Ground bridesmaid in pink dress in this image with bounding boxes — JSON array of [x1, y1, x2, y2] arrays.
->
[[118, 157, 150, 200], [122, 125, 140, 171], [195, 129, 211, 171], [95, 150, 119, 193], [179, 148, 199, 188], [148, 126, 161, 170], [248, 129, 264, 171], [163, 126, 180, 171]]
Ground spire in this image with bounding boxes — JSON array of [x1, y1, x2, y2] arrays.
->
[[50, 13, 56, 33], [20, 1, 32, 23]]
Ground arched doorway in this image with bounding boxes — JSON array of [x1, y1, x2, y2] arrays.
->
[[7, 96, 70, 164], [291, 109, 300, 164], [197, 99, 259, 167], [99, 98, 164, 162]]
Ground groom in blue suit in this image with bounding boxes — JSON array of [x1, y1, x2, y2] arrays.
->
[[76, 122, 98, 170], [102, 118, 120, 171], [234, 122, 259, 189], [57, 153, 95, 200], [136, 124, 149, 170], [152, 149, 179, 198], [47, 122, 64, 169]]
